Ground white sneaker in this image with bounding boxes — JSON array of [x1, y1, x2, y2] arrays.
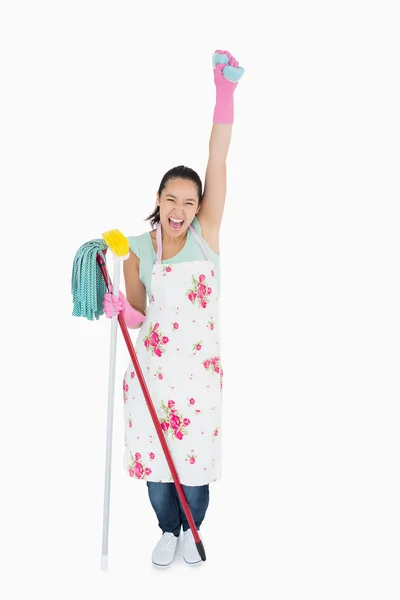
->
[[152, 532, 179, 568], [182, 529, 203, 566]]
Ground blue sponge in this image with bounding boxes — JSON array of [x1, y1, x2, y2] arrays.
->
[[212, 52, 245, 83]]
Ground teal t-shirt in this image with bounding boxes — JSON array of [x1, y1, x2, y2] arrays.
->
[[127, 217, 220, 302]]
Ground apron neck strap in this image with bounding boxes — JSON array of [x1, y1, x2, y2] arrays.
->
[[188, 224, 209, 260], [155, 223, 209, 264], [155, 222, 163, 263]]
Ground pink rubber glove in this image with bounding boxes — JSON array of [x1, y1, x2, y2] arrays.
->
[[213, 49, 240, 125], [103, 290, 145, 328]]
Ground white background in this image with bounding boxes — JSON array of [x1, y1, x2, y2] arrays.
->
[[1, 1, 399, 598]]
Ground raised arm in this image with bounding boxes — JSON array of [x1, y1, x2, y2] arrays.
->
[[197, 50, 243, 253]]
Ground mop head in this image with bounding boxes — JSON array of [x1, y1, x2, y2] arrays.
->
[[102, 229, 130, 259], [71, 230, 130, 321], [71, 238, 108, 320]]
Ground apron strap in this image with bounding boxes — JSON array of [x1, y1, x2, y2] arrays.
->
[[189, 224, 209, 260], [155, 222, 209, 264], [155, 223, 163, 264]]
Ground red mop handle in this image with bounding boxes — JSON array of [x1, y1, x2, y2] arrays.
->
[[96, 252, 206, 560]]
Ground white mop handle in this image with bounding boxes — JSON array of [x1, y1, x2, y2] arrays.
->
[[101, 256, 120, 570]]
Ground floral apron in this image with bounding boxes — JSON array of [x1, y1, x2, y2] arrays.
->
[[123, 223, 223, 486]]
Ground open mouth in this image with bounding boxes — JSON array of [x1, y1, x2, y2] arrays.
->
[[168, 217, 184, 231]]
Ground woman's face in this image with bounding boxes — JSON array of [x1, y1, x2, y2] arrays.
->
[[157, 178, 200, 237]]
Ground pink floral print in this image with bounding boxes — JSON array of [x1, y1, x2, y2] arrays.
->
[[202, 356, 221, 374], [186, 453, 197, 464], [207, 319, 215, 331], [188, 397, 201, 414], [154, 368, 164, 380], [128, 451, 152, 479], [159, 399, 191, 440], [144, 322, 169, 357], [192, 341, 202, 354], [123, 375, 129, 404], [187, 273, 212, 308]]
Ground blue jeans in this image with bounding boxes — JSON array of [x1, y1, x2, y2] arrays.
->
[[147, 482, 209, 537]]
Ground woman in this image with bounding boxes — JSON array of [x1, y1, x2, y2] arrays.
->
[[103, 49, 243, 568]]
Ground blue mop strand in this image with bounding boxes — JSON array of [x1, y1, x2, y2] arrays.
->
[[71, 239, 109, 320]]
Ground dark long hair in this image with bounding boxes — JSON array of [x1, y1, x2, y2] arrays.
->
[[145, 165, 203, 229]]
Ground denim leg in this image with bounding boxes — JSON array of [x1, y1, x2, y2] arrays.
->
[[147, 482, 181, 537], [177, 484, 210, 532]]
